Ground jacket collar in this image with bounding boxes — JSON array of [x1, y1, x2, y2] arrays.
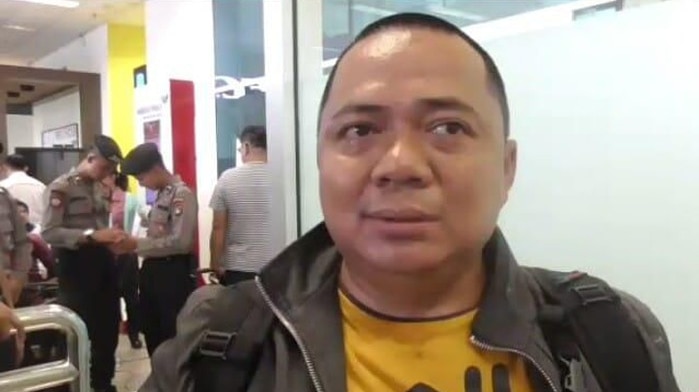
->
[[258, 222, 557, 391]]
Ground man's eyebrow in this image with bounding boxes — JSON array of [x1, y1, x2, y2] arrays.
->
[[330, 103, 384, 119], [330, 97, 477, 120], [415, 97, 477, 113]]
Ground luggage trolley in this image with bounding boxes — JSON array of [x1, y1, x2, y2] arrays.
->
[[0, 304, 90, 392]]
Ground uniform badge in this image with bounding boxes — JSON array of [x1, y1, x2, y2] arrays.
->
[[173, 198, 184, 216], [50, 192, 64, 208]]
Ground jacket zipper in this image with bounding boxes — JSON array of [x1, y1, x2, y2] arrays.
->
[[470, 335, 560, 392], [255, 277, 325, 392]]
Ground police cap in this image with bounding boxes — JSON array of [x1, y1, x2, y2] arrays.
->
[[92, 135, 123, 164], [121, 143, 164, 176]]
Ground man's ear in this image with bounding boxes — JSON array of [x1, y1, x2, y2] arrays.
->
[[502, 139, 518, 204]]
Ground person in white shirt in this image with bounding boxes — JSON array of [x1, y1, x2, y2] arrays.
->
[[0, 154, 46, 225]]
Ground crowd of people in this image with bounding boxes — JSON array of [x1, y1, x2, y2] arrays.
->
[[0, 125, 271, 391]]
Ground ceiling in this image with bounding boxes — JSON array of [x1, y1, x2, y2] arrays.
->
[[0, 0, 144, 66], [323, 0, 579, 59], [4, 78, 75, 104]]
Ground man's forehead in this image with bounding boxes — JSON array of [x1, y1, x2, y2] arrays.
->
[[326, 28, 490, 109], [357, 28, 414, 60]]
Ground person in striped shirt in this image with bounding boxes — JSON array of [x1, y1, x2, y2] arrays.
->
[[209, 125, 273, 285]]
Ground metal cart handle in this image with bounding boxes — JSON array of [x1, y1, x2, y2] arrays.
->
[[0, 304, 90, 392]]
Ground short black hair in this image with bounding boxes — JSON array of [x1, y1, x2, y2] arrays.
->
[[15, 200, 29, 212], [240, 125, 267, 149], [121, 143, 164, 176], [5, 154, 28, 171], [318, 13, 510, 137]]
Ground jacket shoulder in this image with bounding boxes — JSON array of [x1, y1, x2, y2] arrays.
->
[[140, 282, 265, 392], [521, 267, 679, 392], [616, 290, 680, 392], [47, 174, 72, 192], [140, 285, 223, 392], [174, 184, 196, 200]]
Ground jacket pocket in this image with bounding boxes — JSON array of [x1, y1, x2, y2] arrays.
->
[[67, 197, 93, 215]]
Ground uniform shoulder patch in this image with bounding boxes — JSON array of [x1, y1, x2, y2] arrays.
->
[[49, 190, 65, 208], [172, 198, 185, 216]]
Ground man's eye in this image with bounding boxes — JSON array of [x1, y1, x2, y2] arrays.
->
[[342, 124, 375, 138], [430, 122, 471, 135]]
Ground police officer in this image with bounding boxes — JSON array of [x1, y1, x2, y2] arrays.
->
[[0, 186, 31, 371], [42, 135, 125, 392], [114, 143, 197, 356], [0, 186, 31, 302]]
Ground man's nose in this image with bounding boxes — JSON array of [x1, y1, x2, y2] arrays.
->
[[371, 132, 433, 189]]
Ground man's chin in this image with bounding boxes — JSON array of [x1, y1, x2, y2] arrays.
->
[[359, 244, 452, 275]]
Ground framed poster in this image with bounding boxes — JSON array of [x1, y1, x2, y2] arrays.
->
[[41, 123, 79, 148]]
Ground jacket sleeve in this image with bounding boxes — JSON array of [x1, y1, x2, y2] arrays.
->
[[29, 234, 57, 279], [618, 291, 681, 392], [139, 285, 225, 392]]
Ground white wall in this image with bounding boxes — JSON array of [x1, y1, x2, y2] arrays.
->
[[32, 25, 110, 136], [295, 0, 697, 389], [5, 114, 34, 153], [145, 0, 217, 265], [32, 89, 81, 147], [487, 2, 698, 389]]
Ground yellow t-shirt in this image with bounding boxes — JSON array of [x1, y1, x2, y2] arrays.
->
[[341, 291, 534, 392]]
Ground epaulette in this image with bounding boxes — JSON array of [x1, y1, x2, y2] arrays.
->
[[67, 173, 84, 185]]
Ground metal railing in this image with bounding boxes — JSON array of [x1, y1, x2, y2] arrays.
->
[[0, 304, 90, 392]]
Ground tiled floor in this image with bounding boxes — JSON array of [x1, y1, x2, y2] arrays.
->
[[114, 335, 150, 392]]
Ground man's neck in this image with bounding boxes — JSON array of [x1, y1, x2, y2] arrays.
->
[[339, 253, 486, 320], [244, 152, 267, 164], [158, 173, 177, 190], [75, 165, 93, 182]]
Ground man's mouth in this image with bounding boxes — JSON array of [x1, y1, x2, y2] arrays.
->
[[362, 208, 439, 223]]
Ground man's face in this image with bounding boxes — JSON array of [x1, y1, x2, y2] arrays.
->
[[135, 168, 159, 190], [318, 28, 517, 274], [87, 154, 117, 181]]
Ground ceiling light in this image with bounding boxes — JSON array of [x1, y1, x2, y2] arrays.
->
[[7, 0, 80, 8], [1, 24, 35, 32]]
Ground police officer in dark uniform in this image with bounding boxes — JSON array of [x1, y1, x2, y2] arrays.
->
[[113, 143, 197, 356], [42, 135, 125, 392]]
